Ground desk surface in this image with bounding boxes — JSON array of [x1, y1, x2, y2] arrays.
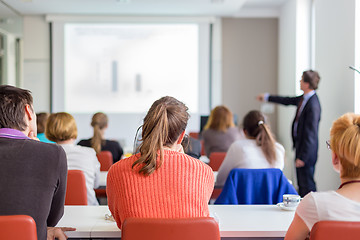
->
[[57, 205, 295, 238]]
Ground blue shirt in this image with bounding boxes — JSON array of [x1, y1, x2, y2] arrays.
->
[[294, 90, 316, 136], [37, 133, 55, 143]]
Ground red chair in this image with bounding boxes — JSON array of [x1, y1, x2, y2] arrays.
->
[[65, 170, 88, 205], [122, 217, 220, 240], [210, 188, 222, 202], [95, 151, 113, 199], [209, 152, 226, 171], [310, 221, 360, 240], [97, 151, 113, 171], [0, 215, 37, 240], [189, 132, 199, 139], [200, 140, 206, 156]]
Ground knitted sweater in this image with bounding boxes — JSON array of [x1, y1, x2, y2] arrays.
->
[[106, 149, 214, 229]]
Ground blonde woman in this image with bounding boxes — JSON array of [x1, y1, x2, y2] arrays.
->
[[78, 112, 123, 163], [106, 96, 214, 229], [46, 112, 100, 206], [216, 110, 285, 186], [285, 113, 360, 239], [202, 105, 241, 157]]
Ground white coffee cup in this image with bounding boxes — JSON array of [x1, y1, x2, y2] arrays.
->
[[283, 194, 301, 208]]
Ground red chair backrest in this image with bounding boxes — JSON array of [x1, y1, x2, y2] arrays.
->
[[310, 221, 360, 240], [122, 217, 220, 240], [0, 215, 37, 240], [65, 170, 88, 205], [209, 152, 226, 171], [189, 132, 199, 140], [97, 151, 113, 171], [200, 140, 206, 156]]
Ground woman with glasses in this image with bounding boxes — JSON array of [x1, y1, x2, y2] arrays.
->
[[106, 96, 214, 229], [285, 113, 360, 239]]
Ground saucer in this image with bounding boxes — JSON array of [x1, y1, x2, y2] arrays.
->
[[277, 202, 297, 211]]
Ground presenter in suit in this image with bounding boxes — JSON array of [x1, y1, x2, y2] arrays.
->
[[257, 70, 321, 197]]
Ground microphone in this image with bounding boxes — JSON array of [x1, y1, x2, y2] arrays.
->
[[349, 66, 360, 74]]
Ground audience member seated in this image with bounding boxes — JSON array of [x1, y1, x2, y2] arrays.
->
[[202, 105, 241, 157], [216, 110, 285, 186], [0, 85, 74, 240], [78, 112, 123, 163], [46, 112, 100, 206], [285, 113, 360, 240], [107, 96, 214, 229], [36, 112, 54, 143]]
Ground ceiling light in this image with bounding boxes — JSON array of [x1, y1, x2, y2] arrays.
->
[[116, 0, 131, 3], [211, 0, 224, 3]]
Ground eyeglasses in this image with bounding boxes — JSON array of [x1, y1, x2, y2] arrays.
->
[[326, 140, 331, 150]]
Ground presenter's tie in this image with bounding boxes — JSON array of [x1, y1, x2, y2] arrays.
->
[[295, 96, 304, 122]]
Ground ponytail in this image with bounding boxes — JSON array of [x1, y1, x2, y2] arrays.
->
[[256, 121, 276, 165], [91, 125, 102, 154], [90, 112, 108, 154], [132, 96, 189, 175], [243, 110, 277, 165]]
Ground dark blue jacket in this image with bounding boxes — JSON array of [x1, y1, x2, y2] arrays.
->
[[269, 93, 321, 166], [215, 168, 297, 204]]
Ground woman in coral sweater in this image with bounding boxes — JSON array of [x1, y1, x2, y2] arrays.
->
[[106, 96, 214, 229]]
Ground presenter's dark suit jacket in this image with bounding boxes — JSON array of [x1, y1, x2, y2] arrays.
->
[[268, 93, 321, 167]]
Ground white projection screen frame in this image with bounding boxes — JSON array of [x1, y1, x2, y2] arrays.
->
[[50, 16, 212, 149]]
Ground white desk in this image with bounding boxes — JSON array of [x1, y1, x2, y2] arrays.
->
[[57, 205, 295, 238], [98, 171, 218, 188]]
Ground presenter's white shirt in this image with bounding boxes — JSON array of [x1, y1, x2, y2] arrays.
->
[[216, 138, 285, 186], [296, 191, 360, 230], [60, 143, 100, 206]]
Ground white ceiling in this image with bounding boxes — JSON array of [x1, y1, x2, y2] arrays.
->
[[1, 0, 288, 17]]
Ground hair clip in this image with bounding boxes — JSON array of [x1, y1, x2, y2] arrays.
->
[[258, 120, 264, 126]]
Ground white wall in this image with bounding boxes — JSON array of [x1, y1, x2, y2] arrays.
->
[[295, 0, 312, 90], [277, 0, 297, 182], [314, 0, 357, 190], [221, 17, 279, 134], [211, 18, 223, 108], [23, 16, 51, 112]]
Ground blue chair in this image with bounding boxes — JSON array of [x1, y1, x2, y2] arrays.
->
[[214, 168, 297, 204]]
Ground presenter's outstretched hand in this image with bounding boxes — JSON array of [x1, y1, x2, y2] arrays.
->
[[256, 93, 265, 102]]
